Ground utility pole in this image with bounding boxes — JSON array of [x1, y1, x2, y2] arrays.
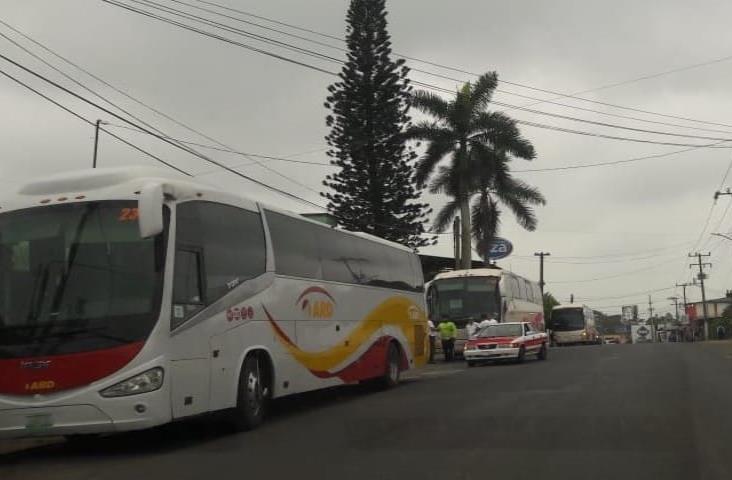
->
[[668, 296, 680, 321], [452, 216, 461, 270], [689, 252, 712, 340], [676, 282, 692, 313], [648, 295, 654, 319], [92, 119, 107, 168], [534, 251, 550, 297]]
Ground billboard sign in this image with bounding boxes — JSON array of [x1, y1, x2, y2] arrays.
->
[[486, 237, 513, 260], [631, 324, 654, 343], [621, 305, 638, 324]]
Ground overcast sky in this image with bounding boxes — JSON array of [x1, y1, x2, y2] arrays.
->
[[3, 0, 732, 317]]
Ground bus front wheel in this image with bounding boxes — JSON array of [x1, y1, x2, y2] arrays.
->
[[230, 354, 270, 431]]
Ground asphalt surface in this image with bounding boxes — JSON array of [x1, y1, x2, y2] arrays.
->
[[3, 342, 732, 480]]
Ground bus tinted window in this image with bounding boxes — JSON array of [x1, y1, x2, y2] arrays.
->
[[176, 202, 266, 304], [552, 308, 585, 331], [266, 211, 322, 279], [318, 228, 364, 284]]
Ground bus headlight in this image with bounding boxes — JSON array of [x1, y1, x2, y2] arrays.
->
[[100, 368, 164, 398]]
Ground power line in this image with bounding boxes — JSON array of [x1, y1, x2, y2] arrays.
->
[[0, 50, 328, 211], [106, 0, 732, 150], [574, 286, 675, 302], [514, 141, 731, 173], [168, 0, 732, 136], [0, 67, 191, 176], [549, 260, 674, 284], [100, 0, 338, 76], [188, 0, 732, 130], [0, 16, 328, 199], [104, 123, 333, 166], [0, 25, 441, 240]]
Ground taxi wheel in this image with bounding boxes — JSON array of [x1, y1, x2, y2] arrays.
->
[[538, 343, 548, 361], [467, 361, 477, 367], [517, 346, 526, 363]]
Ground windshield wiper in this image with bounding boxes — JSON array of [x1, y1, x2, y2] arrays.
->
[[37, 326, 134, 344]]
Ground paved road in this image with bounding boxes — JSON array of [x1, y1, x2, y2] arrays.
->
[[4, 342, 732, 480]]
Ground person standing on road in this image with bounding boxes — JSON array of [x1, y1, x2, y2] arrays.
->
[[466, 318, 479, 338], [717, 324, 726, 340], [478, 316, 498, 330], [438, 319, 457, 362], [428, 319, 437, 363]]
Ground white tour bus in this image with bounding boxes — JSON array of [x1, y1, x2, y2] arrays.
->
[[0, 168, 429, 439], [550, 304, 601, 345], [425, 268, 544, 355]]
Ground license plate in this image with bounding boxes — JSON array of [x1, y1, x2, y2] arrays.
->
[[25, 414, 53, 432]]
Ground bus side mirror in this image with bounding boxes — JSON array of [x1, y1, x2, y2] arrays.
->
[[138, 183, 164, 238]]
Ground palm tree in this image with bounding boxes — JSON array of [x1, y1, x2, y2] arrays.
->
[[405, 72, 544, 267]]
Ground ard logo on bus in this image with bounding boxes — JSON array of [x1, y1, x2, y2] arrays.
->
[[25, 380, 55, 392], [486, 237, 514, 260], [298, 287, 336, 320]]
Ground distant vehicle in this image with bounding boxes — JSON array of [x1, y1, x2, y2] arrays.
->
[[550, 304, 601, 345], [426, 268, 544, 356], [463, 322, 549, 366], [0, 168, 429, 439]]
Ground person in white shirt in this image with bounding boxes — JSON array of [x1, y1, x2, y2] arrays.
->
[[478, 316, 498, 330], [428, 319, 437, 363], [466, 319, 479, 338]]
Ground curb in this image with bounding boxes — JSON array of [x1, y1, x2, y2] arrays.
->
[[0, 438, 62, 456]]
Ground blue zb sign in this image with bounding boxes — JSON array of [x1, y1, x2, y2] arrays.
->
[[486, 237, 513, 260]]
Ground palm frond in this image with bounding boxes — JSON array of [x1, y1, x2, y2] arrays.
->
[[432, 199, 460, 233], [410, 90, 451, 121], [414, 133, 456, 187], [470, 72, 498, 114], [471, 112, 536, 160]]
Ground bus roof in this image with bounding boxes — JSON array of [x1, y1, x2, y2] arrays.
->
[[552, 304, 587, 311], [1, 167, 413, 253], [432, 268, 503, 280]]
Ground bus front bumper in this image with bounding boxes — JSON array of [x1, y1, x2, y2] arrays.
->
[[0, 391, 171, 439]]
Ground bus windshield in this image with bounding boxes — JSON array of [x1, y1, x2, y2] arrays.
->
[[430, 276, 500, 326], [551, 308, 585, 331], [0, 201, 168, 359]]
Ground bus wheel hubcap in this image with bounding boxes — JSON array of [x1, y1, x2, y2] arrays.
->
[[390, 358, 398, 381], [246, 370, 262, 414]]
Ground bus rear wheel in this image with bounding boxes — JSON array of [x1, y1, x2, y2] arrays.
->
[[230, 354, 270, 431], [380, 342, 401, 388]]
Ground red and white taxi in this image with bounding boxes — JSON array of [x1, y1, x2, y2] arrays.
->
[[463, 322, 549, 366]]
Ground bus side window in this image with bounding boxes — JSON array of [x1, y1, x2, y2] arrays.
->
[[172, 248, 205, 329]]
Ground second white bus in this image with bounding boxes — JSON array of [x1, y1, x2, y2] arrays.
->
[[425, 268, 544, 355], [550, 304, 601, 345]]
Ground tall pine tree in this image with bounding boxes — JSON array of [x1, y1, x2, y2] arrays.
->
[[323, 0, 432, 249]]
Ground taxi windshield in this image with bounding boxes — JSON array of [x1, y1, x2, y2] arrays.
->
[[477, 323, 523, 338]]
